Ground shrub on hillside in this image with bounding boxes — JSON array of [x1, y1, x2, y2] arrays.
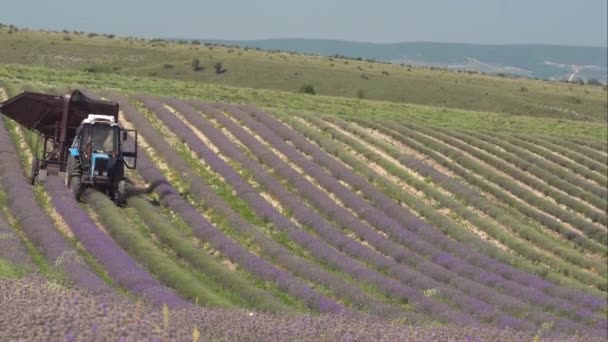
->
[[356, 89, 365, 99], [191, 59, 204, 71], [163, 64, 174, 69], [214, 62, 226, 74], [299, 84, 316, 95]]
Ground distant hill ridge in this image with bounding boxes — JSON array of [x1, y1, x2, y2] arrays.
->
[[182, 38, 607, 83]]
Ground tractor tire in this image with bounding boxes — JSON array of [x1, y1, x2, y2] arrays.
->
[[66, 155, 82, 201], [115, 179, 127, 207], [30, 157, 39, 185]]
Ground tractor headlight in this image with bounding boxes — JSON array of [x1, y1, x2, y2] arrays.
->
[[94, 170, 99, 176], [102, 171, 107, 176]]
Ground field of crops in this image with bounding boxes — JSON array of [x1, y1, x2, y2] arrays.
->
[[0, 82, 606, 340]]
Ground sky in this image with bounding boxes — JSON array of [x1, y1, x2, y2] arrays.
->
[[1, 0, 607, 46]]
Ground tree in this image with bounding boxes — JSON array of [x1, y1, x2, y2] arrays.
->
[[191, 59, 204, 71], [214, 62, 226, 74]]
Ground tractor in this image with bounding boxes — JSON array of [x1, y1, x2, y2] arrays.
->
[[0, 90, 137, 206]]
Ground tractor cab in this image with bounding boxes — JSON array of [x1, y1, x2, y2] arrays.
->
[[70, 114, 136, 186]]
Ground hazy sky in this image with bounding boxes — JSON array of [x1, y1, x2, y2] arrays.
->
[[1, 0, 607, 46]]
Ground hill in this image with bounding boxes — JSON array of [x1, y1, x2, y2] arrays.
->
[[196, 39, 608, 83], [0, 27, 607, 122]]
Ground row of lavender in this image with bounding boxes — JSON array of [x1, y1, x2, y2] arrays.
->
[[235, 105, 607, 330], [404, 123, 607, 236], [379, 121, 606, 247], [492, 134, 606, 191], [161, 98, 508, 326], [316, 115, 605, 291], [180, 99, 567, 328], [233, 104, 606, 312], [44, 176, 187, 307], [189, 99, 599, 330], [127, 94, 428, 317], [133, 95, 604, 332], [0, 201, 34, 269], [350, 119, 608, 289], [458, 131, 607, 203], [219, 104, 607, 328]]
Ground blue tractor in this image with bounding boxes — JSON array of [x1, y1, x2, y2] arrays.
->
[[0, 90, 137, 206]]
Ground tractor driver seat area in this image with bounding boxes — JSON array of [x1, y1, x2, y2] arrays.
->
[[88, 125, 118, 155]]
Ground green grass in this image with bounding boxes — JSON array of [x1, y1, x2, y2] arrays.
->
[[1, 28, 607, 122], [1, 64, 606, 143], [0, 258, 29, 278]]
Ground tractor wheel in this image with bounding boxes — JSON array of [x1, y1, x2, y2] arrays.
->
[[115, 179, 127, 206], [30, 157, 39, 185], [66, 155, 82, 200]]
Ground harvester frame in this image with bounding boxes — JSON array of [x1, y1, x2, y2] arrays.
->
[[0, 89, 137, 205]]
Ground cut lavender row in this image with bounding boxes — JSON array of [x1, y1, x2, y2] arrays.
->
[[0, 211, 34, 268], [44, 176, 186, 308], [0, 119, 110, 293]]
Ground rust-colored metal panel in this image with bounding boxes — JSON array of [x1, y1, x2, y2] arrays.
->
[[0, 90, 119, 142]]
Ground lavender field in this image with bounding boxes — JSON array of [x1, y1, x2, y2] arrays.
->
[[0, 84, 606, 341]]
